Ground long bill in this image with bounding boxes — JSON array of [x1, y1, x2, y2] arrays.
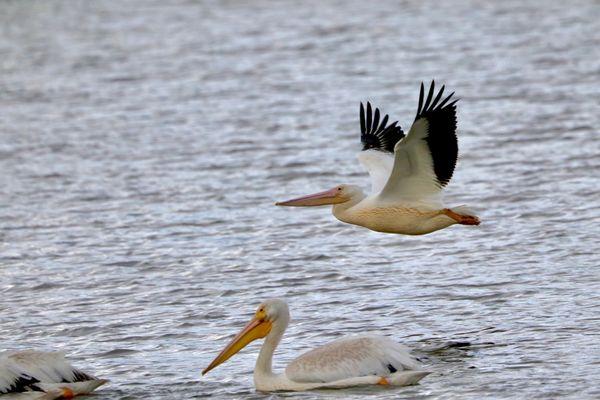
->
[[275, 187, 347, 207], [202, 316, 272, 375]]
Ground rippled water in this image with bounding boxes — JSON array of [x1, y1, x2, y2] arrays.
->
[[1, 0, 599, 398]]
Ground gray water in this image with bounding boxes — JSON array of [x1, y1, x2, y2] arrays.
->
[[1, 0, 599, 399]]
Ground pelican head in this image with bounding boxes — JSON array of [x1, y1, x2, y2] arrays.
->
[[275, 184, 363, 207], [202, 299, 290, 375]]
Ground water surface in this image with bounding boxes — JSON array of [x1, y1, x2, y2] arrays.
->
[[1, 0, 599, 399]]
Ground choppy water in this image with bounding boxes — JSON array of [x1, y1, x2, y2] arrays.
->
[[1, 0, 599, 398]]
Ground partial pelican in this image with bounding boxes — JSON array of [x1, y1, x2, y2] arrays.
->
[[202, 299, 429, 391], [0, 351, 107, 399], [276, 81, 480, 235]]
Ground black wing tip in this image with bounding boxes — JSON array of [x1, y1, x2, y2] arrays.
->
[[359, 101, 405, 153], [447, 98, 460, 107], [416, 80, 458, 120], [3, 374, 41, 394], [413, 80, 460, 187], [359, 102, 366, 134], [72, 369, 96, 382]]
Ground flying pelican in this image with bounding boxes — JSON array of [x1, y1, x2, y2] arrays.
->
[[202, 299, 429, 391], [0, 351, 107, 399], [276, 81, 480, 235]]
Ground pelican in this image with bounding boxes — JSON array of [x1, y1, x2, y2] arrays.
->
[[0, 351, 107, 399], [202, 299, 429, 391], [276, 81, 480, 235]]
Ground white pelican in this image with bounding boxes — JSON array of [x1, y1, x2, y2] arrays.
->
[[202, 299, 429, 391], [0, 351, 107, 399], [276, 81, 480, 235]]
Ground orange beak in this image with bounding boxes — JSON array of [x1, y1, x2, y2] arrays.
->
[[275, 188, 347, 207], [202, 316, 272, 375]]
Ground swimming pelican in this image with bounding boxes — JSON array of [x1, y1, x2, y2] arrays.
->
[[202, 299, 429, 391], [0, 351, 107, 399], [276, 81, 480, 235]]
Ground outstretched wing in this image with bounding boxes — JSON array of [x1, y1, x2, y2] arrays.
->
[[285, 335, 421, 383], [357, 102, 404, 194], [360, 102, 404, 153], [378, 81, 459, 204]]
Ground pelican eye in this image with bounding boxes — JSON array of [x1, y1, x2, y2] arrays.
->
[[256, 308, 267, 320]]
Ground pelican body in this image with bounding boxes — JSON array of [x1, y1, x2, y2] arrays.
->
[[0, 351, 107, 399], [202, 299, 429, 391], [276, 81, 480, 235]]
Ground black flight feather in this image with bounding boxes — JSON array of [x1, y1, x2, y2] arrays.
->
[[359, 103, 366, 134], [360, 101, 405, 153], [414, 81, 459, 187], [72, 369, 96, 382], [1, 374, 41, 394]]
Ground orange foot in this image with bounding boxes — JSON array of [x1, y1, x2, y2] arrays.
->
[[377, 377, 390, 385], [458, 214, 480, 225], [443, 209, 480, 226]]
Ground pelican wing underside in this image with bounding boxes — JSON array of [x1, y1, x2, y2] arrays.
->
[[357, 150, 395, 194], [357, 102, 404, 194]]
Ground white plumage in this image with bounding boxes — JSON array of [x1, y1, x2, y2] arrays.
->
[[379, 118, 444, 205], [286, 335, 420, 383], [356, 150, 395, 195], [277, 81, 480, 235], [0, 351, 107, 399], [0, 392, 62, 400], [202, 299, 429, 391]]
